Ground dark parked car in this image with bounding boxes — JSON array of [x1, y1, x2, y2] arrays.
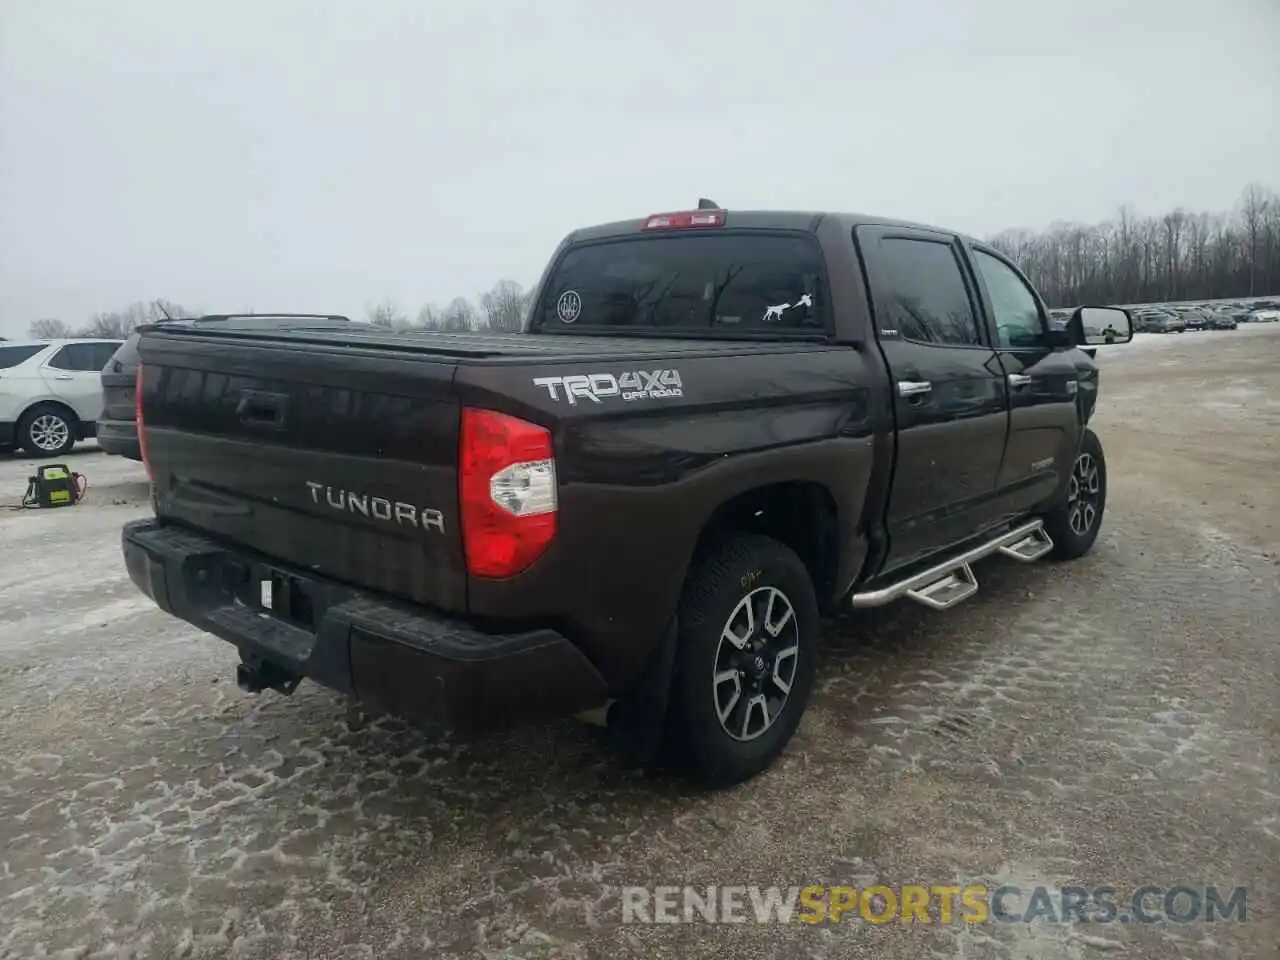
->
[[1173, 306, 1212, 331], [1134, 309, 1185, 333], [1206, 308, 1238, 330], [122, 206, 1132, 785], [98, 333, 143, 460]]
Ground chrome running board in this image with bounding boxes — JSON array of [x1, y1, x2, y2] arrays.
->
[[850, 519, 1053, 611], [998, 525, 1054, 562]]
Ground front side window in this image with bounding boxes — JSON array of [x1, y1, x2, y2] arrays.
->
[[532, 233, 827, 335], [973, 249, 1047, 349], [876, 237, 983, 346]]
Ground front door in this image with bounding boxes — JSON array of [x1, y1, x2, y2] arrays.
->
[[967, 245, 1083, 518], [855, 226, 1010, 573]]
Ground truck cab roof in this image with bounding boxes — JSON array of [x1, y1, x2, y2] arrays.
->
[[565, 209, 977, 246]]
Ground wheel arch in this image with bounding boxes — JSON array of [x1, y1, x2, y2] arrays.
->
[[19, 398, 82, 427], [689, 480, 840, 614]]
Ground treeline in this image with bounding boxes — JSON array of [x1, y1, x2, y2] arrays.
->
[[24, 281, 532, 340], [23, 182, 1280, 340], [28, 299, 194, 340], [989, 182, 1280, 307], [365, 278, 529, 333]]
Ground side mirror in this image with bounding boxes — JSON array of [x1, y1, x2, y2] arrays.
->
[[1069, 306, 1133, 346]]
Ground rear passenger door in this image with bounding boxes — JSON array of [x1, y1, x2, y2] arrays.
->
[[856, 225, 1010, 571], [41, 342, 118, 422], [966, 246, 1082, 517]]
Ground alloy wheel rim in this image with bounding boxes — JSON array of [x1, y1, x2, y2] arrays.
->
[[30, 414, 69, 451], [713, 586, 800, 742], [1067, 452, 1101, 537]]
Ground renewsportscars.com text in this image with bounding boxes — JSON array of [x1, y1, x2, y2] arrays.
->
[[621, 884, 1248, 925]]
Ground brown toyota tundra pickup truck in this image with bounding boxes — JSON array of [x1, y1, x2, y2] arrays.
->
[[122, 204, 1132, 785]]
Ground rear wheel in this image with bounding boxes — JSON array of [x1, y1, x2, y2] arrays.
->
[[18, 404, 76, 457], [1043, 428, 1106, 560], [667, 533, 818, 787]]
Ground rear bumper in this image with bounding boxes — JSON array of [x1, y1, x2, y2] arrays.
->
[[97, 418, 142, 459], [121, 518, 609, 731]]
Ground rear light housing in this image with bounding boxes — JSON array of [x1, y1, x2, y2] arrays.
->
[[135, 364, 152, 482], [642, 209, 725, 230], [459, 407, 557, 578]]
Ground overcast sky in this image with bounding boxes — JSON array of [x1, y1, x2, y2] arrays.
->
[[1, 0, 1276, 336]]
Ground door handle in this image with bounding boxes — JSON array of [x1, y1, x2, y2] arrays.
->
[[1007, 373, 1033, 388], [897, 380, 932, 398], [54, 375, 74, 381], [235, 390, 289, 429]]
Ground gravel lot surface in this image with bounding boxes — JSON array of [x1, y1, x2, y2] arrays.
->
[[1, 326, 1277, 959]]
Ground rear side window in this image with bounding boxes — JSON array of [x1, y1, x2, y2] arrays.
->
[[48, 343, 105, 371], [0, 345, 45, 369], [92, 342, 123, 370], [532, 233, 828, 335], [875, 238, 982, 346]]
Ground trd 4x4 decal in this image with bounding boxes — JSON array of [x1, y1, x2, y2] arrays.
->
[[532, 369, 684, 405]]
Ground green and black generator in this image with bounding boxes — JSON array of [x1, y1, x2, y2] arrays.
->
[[22, 464, 86, 508]]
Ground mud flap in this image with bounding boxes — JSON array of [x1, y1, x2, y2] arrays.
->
[[606, 616, 678, 769]]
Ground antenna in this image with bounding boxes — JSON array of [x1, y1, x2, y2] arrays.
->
[[697, 198, 721, 210], [154, 299, 174, 321]]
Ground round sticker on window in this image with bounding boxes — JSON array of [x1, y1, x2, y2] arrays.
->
[[556, 290, 582, 324]]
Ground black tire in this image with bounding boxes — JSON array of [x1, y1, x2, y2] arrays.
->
[[18, 403, 76, 458], [667, 533, 819, 787], [1043, 427, 1106, 560]]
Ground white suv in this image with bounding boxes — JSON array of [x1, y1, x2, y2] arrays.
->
[[0, 338, 125, 457]]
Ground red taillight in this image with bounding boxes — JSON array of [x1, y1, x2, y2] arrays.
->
[[135, 364, 152, 482], [459, 407, 557, 578], [642, 210, 725, 230]]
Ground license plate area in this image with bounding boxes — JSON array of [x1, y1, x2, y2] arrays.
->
[[254, 565, 316, 630]]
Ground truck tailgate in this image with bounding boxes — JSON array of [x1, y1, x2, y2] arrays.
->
[[138, 333, 467, 611]]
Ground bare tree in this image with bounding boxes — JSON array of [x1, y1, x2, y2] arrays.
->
[[479, 279, 527, 332], [1238, 183, 1270, 296], [367, 298, 407, 327], [414, 304, 444, 329], [1161, 209, 1186, 300], [80, 305, 144, 338], [76, 299, 194, 338], [29, 318, 73, 339], [440, 297, 478, 332], [152, 298, 191, 320]]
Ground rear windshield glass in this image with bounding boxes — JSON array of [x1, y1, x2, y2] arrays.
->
[[0, 345, 45, 369], [532, 233, 828, 335]]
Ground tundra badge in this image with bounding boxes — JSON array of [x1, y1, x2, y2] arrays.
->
[[305, 482, 445, 533]]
